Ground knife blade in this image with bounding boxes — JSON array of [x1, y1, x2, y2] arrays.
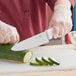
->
[[11, 28, 53, 51]]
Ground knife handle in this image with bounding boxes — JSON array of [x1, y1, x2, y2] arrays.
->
[[46, 28, 53, 40]]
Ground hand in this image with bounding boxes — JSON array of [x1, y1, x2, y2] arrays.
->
[[49, 0, 72, 39], [0, 20, 20, 44]]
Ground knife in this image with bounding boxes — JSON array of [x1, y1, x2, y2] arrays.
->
[[11, 28, 53, 51]]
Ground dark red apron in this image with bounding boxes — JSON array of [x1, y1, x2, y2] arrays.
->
[[0, 0, 56, 41]]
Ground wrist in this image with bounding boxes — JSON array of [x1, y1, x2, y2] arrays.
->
[[55, 0, 71, 8], [54, 0, 72, 16]]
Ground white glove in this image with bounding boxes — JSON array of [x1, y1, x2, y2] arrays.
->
[[0, 20, 20, 44], [49, 0, 72, 39]]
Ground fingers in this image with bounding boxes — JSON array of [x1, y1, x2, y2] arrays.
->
[[53, 22, 64, 38], [49, 20, 72, 39], [0, 25, 20, 44], [8, 27, 19, 44], [53, 26, 59, 39], [49, 20, 59, 39], [0, 34, 4, 43], [58, 24, 64, 38], [62, 22, 72, 35], [10, 31, 19, 44]]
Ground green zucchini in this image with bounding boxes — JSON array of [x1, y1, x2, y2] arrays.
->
[[42, 57, 53, 65], [35, 58, 43, 64], [30, 57, 60, 66], [35, 57, 48, 65], [30, 61, 43, 66], [48, 57, 60, 65], [0, 44, 33, 63]]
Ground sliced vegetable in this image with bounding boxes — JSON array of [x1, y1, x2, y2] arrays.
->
[[0, 44, 33, 63], [30, 61, 43, 66], [35, 57, 48, 65], [30, 57, 60, 66], [35, 58, 43, 64], [42, 57, 53, 65], [48, 57, 60, 65]]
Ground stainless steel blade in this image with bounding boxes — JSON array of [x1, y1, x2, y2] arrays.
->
[[11, 28, 53, 51]]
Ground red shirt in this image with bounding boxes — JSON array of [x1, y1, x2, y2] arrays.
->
[[0, 0, 56, 41]]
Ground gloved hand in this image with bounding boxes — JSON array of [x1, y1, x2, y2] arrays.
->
[[0, 20, 19, 44], [49, 0, 72, 39]]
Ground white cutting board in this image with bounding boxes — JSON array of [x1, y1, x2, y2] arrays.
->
[[0, 45, 76, 73]]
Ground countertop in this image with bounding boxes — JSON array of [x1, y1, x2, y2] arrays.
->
[[0, 44, 76, 76]]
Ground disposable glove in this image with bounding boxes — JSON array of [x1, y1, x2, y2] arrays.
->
[[49, 0, 72, 39], [0, 20, 19, 44]]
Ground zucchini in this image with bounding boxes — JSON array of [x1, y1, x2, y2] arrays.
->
[[42, 57, 53, 65], [30, 57, 60, 66], [0, 44, 33, 63], [35, 57, 48, 65], [48, 57, 60, 65], [35, 58, 43, 64], [30, 61, 43, 66]]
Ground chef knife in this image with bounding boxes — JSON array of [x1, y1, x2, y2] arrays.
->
[[11, 28, 53, 51]]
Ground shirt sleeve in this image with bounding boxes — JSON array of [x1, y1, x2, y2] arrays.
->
[[46, 0, 57, 11]]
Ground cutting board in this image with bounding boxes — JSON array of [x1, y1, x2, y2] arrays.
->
[[0, 44, 76, 73]]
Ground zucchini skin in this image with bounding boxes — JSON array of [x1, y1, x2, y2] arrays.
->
[[42, 57, 53, 65], [35, 58, 43, 64], [35, 58, 48, 65], [0, 44, 32, 63], [30, 62, 43, 66], [48, 57, 60, 65]]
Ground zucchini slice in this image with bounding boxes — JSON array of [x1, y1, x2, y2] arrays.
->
[[48, 57, 60, 65], [42, 57, 53, 65], [35, 58, 43, 64], [35, 57, 48, 65], [0, 44, 33, 63], [30, 61, 43, 66]]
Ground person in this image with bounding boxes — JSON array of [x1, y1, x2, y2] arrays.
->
[[0, 0, 72, 44]]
